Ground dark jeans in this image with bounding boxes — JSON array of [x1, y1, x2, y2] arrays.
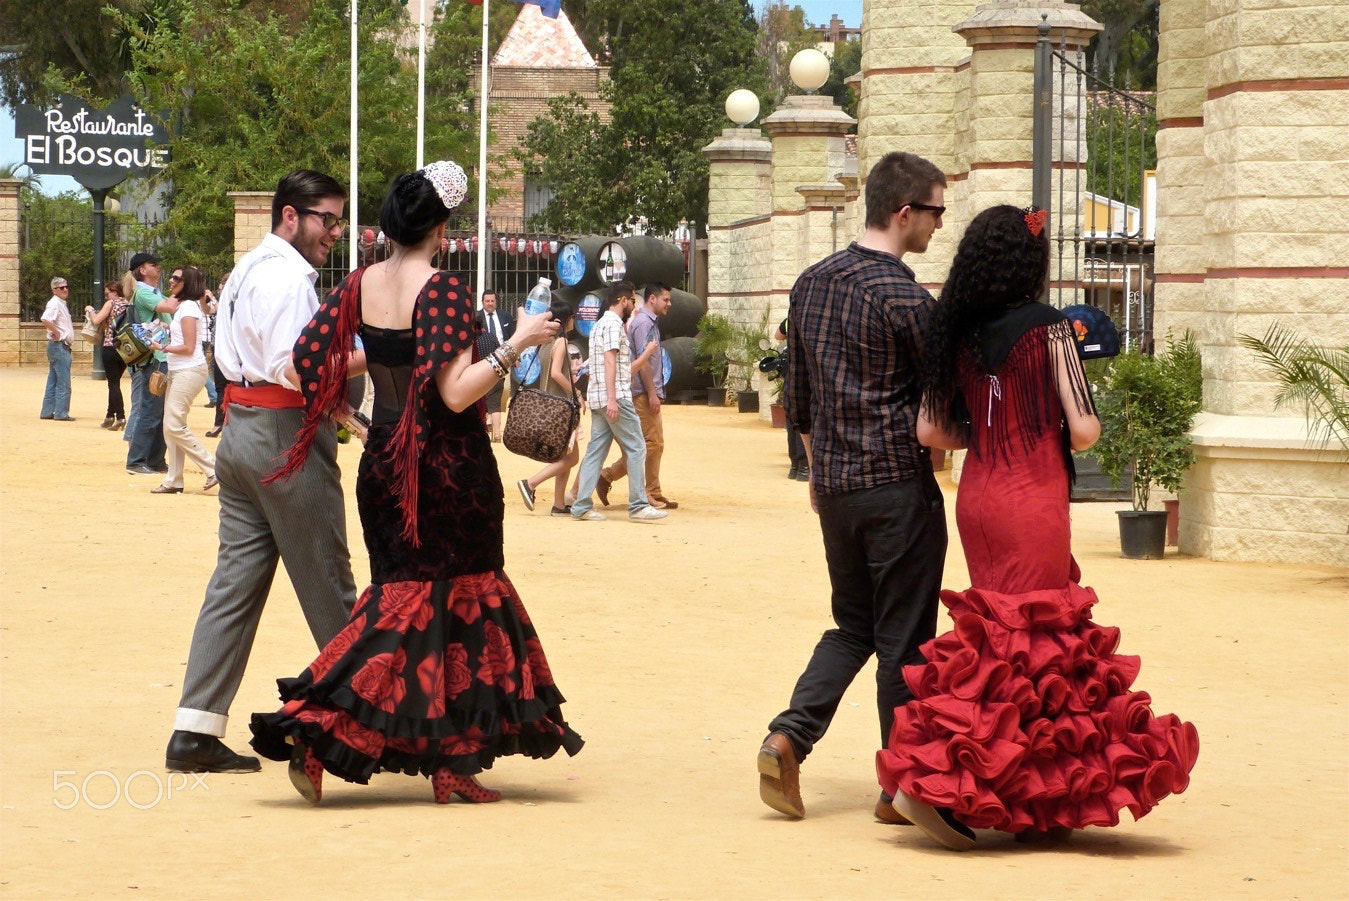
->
[[786, 421, 806, 468], [127, 360, 167, 469], [768, 472, 947, 759], [101, 345, 127, 418], [211, 357, 227, 427]]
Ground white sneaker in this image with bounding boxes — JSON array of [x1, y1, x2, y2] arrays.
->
[[573, 510, 606, 521], [628, 506, 668, 522]]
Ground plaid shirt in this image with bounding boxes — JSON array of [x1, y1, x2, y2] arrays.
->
[[785, 242, 936, 495], [587, 309, 632, 408]]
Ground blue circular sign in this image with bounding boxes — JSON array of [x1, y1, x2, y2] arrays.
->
[[576, 292, 603, 337], [556, 243, 586, 287]]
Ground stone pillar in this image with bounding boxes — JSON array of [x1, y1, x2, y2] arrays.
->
[[229, 192, 274, 263], [859, 0, 973, 287], [702, 123, 774, 332], [0, 180, 21, 367], [953, 3, 1100, 294], [1175, 0, 1349, 563]]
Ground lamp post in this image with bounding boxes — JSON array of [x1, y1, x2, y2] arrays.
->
[[725, 89, 761, 127], [788, 48, 831, 94]]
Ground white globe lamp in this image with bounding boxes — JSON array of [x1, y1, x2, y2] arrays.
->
[[789, 48, 831, 93], [725, 89, 761, 126]]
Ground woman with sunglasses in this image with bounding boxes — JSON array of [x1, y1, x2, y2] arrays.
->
[[515, 299, 586, 516], [875, 205, 1198, 850], [86, 281, 130, 430], [148, 266, 218, 494], [250, 161, 582, 806]]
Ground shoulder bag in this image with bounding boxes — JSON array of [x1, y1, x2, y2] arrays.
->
[[502, 342, 580, 464], [114, 296, 153, 367]]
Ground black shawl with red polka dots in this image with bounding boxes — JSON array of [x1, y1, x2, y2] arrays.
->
[[269, 267, 480, 546]]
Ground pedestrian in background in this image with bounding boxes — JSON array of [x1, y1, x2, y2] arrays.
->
[[39, 275, 74, 422]]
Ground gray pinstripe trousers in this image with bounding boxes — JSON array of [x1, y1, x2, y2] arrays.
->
[[174, 404, 357, 737]]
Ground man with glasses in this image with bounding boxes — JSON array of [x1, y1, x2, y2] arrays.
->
[[125, 252, 174, 474], [39, 276, 75, 421], [758, 151, 952, 827], [166, 169, 358, 774]]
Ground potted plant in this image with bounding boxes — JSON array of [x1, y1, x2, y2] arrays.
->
[[694, 313, 732, 406], [726, 312, 770, 413], [1094, 334, 1202, 559]]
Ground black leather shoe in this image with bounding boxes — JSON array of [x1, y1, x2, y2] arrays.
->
[[165, 730, 262, 773]]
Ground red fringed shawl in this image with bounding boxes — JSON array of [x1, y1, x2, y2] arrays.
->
[[266, 267, 481, 548]]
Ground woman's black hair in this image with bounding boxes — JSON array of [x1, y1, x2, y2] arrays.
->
[[922, 204, 1051, 431], [379, 171, 450, 247]]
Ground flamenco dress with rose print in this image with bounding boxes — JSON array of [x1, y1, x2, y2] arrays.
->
[[250, 268, 583, 785], [876, 307, 1198, 834]]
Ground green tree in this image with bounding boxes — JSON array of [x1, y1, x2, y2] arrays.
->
[[1086, 100, 1157, 216], [1080, 0, 1159, 89], [518, 0, 765, 234], [821, 38, 861, 121], [758, 3, 815, 105], [71, 0, 480, 276]]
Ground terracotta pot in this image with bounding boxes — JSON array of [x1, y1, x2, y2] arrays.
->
[[1163, 498, 1180, 547], [769, 403, 786, 428]]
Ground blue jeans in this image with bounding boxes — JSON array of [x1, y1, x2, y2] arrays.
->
[[571, 397, 649, 516], [41, 341, 71, 418], [126, 360, 167, 469]]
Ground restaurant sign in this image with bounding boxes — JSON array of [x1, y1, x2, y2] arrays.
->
[[14, 93, 170, 191]]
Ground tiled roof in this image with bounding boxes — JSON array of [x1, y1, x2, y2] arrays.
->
[[492, 4, 597, 69]]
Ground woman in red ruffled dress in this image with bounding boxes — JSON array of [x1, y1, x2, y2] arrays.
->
[[876, 205, 1198, 850], [250, 161, 582, 804]]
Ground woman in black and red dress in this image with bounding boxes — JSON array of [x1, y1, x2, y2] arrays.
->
[[876, 205, 1198, 849], [250, 161, 580, 805]]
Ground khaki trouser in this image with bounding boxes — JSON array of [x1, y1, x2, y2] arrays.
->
[[161, 363, 215, 488], [601, 392, 664, 499]]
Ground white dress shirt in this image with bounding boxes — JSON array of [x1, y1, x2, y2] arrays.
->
[[214, 233, 320, 388]]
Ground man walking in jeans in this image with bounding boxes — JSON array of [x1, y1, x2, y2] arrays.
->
[[757, 151, 949, 824], [39, 276, 75, 421], [569, 281, 667, 523]]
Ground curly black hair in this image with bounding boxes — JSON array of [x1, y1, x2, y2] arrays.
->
[[921, 204, 1050, 432]]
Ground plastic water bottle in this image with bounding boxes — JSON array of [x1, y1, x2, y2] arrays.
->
[[523, 277, 552, 316], [513, 277, 552, 385]]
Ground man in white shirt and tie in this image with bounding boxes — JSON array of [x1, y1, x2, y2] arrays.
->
[[474, 288, 514, 441]]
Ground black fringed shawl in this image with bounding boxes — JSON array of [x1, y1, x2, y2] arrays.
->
[[958, 302, 1096, 482], [267, 267, 480, 547]]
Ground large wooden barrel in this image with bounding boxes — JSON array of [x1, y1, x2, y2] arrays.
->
[[598, 235, 685, 289], [554, 236, 610, 294], [661, 288, 704, 340], [660, 335, 711, 399]]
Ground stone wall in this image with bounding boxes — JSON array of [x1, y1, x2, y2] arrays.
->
[[1154, 0, 1349, 564], [0, 180, 20, 367]]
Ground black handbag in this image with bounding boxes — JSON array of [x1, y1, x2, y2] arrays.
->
[[502, 342, 579, 463]]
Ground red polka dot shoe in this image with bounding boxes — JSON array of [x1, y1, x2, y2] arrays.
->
[[431, 768, 502, 804], [288, 741, 323, 805]]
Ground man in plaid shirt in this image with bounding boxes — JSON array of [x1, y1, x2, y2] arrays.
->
[[758, 151, 950, 824], [569, 281, 667, 522]]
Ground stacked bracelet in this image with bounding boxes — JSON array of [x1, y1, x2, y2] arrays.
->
[[496, 340, 519, 367], [486, 354, 508, 379]]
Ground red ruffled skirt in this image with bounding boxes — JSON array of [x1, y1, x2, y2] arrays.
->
[[876, 583, 1198, 833]]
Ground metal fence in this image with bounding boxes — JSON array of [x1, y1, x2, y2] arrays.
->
[[18, 197, 166, 322], [1035, 27, 1158, 353]]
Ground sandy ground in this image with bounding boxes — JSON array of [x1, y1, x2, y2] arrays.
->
[[0, 366, 1346, 899]]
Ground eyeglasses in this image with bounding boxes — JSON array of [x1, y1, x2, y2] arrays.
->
[[54, 284, 69, 290], [169, 274, 183, 282], [901, 201, 946, 218], [294, 207, 349, 232]]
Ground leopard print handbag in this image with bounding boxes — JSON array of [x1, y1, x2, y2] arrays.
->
[[502, 386, 580, 463]]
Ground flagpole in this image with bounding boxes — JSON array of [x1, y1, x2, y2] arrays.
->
[[476, 0, 490, 306], [349, 0, 359, 271], [416, 0, 426, 169]]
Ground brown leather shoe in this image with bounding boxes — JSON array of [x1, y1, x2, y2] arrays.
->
[[596, 475, 612, 507], [757, 733, 804, 818], [652, 496, 679, 510], [875, 791, 913, 825]]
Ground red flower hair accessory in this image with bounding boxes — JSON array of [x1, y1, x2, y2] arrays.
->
[[1024, 206, 1047, 237]]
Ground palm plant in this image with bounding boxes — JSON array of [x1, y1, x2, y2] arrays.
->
[[1238, 325, 1349, 452]]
